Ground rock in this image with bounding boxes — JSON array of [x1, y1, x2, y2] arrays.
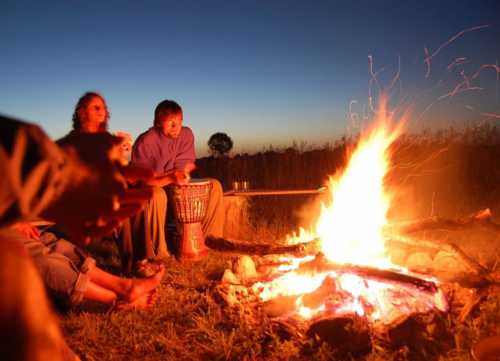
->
[[221, 269, 241, 285], [406, 252, 433, 271], [233, 255, 258, 281], [433, 251, 469, 274]]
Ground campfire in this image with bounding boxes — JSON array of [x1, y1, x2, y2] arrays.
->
[[242, 102, 448, 327], [207, 99, 500, 356]]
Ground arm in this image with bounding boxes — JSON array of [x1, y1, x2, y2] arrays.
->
[[0, 115, 153, 245], [174, 127, 196, 173], [172, 128, 196, 184]]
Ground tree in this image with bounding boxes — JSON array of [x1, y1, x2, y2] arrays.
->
[[208, 132, 233, 158]]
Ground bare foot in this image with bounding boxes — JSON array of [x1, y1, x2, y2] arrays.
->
[[115, 290, 157, 311], [125, 266, 165, 302]]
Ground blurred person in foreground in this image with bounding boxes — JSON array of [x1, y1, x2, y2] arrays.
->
[[58, 92, 169, 274], [131, 99, 225, 257], [12, 221, 164, 310], [0, 114, 154, 360]]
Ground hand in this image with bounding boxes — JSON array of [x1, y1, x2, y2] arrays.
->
[[11, 222, 41, 241], [114, 131, 133, 165], [144, 172, 176, 187], [174, 162, 196, 185], [42, 133, 154, 246]]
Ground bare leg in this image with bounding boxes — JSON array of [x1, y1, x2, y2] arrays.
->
[[87, 266, 164, 302], [83, 281, 117, 305]]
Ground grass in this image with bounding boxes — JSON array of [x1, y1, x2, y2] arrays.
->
[[61, 125, 500, 360], [61, 241, 500, 361]]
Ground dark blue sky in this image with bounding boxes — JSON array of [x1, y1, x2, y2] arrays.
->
[[2, 0, 499, 154]]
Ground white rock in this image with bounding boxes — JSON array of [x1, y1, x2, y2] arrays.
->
[[233, 255, 258, 281], [221, 269, 241, 285]]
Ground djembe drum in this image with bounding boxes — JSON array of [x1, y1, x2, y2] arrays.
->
[[167, 178, 212, 260]]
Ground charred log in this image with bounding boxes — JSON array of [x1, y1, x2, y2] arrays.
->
[[206, 235, 320, 256], [297, 253, 439, 294]]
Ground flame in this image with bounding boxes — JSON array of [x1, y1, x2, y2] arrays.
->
[[317, 102, 402, 267], [251, 98, 447, 324]]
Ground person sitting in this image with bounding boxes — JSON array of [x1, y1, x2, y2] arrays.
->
[[58, 92, 169, 274], [11, 222, 164, 310], [0, 114, 154, 360], [131, 99, 225, 255]]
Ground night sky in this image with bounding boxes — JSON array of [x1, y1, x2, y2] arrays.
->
[[2, 0, 499, 154]]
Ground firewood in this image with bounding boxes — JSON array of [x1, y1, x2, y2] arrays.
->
[[388, 235, 490, 276], [205, 235, 321, 256], [386, 208, 500, 236], [296, 254, 439, 294]]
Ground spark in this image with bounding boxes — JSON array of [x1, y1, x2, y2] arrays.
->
[[438, 69, 483, 100], [424, 25, 490, 78], [481, 112, 500, 119], [447, 57, 469, 71]]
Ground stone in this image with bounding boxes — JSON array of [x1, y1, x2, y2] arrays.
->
[[221, 269, 241, 285], [233, 255, 258, 281]]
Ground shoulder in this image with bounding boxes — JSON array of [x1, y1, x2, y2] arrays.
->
[[180, 127, 194, 140], [134, 127, 158, 146]]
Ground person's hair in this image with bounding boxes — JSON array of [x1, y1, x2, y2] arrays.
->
[[154, 100, 183, 127], [72, 92, 110, 132]]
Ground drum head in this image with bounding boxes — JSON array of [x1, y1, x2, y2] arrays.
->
[[189, 178, 210, 185]]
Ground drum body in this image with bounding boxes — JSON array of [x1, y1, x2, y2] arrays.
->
[[167, 179, 212, 260]]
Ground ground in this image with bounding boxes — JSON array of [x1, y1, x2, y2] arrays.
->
[[61, 241, 500, 361]]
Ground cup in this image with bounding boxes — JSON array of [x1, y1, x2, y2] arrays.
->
[[241, 181, 250, 192], [232, 181, 240, 191]]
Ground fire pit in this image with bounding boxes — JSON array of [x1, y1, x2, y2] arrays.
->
[[211, 105, 456, 356]]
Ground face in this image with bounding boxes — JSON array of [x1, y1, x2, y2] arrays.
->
[[159, 113, 183, 138], [81, 96, 107, 133]]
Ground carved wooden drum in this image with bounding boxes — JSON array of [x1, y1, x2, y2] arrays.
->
[[167, 178, 212, 259]]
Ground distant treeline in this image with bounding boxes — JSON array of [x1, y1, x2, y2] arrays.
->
[[195, 123, 500, 221]]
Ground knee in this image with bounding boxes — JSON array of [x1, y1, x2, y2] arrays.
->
[[150, 186, 167, 207], [32, 255, 80, 299], [152, 186, 167, 200], [209, 179, 223, 197]]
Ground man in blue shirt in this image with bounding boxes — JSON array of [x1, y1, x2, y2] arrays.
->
[[131, 100, 225, 258]]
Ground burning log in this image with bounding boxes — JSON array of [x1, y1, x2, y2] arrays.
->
[[205, 235, 321, 256], [297, 253, 439, 294]]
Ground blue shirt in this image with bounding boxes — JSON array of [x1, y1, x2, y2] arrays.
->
[[131, 126, 196, 175]]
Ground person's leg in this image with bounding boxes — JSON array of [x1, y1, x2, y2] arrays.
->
[[0, 233, 67, 361], [116, 219, 134, 274], [131, 186, 168, 260], [87, 265, 164, 302], [83, 282, 117, 305], [202, 178, 225, 237]]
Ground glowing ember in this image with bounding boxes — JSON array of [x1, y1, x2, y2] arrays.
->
[[252, 99, 448, 325]]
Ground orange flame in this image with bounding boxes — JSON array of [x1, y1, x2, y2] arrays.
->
[[252, 98, 447, 324], [317, 100, 403, 267]]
